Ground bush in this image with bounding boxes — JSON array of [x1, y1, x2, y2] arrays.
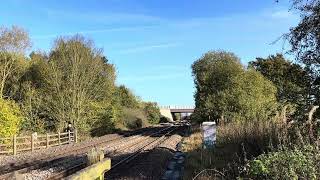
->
[[173, 113, 181, 121], [143, 102, 161, 124], [89, 102, 120, 137], [159, 116, 170, 123], [122, 108, 148, 129], [246, 146, 319, 180], [0, 99, 23, 137]]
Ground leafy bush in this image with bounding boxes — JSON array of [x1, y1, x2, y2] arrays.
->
[[160, 116, 170, 123], [0, 99, 23, 137], [246, 146, 319, 180], [121, 108, 148, 129], [143, 102, 161, 124], [173, 113, 181, 121], [88, 99, 125, 137]]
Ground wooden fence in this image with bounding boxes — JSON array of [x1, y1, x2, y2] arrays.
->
[[0, 130, 77, 155]]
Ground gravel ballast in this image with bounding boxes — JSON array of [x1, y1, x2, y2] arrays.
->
[[105, 133, 183, 180]]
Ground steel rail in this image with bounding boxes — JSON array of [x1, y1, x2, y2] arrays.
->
[[47, 126, 177, 180], [0, 126, 168, 179]]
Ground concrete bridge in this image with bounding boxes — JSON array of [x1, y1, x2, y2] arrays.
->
[[159, 106, 194, 122]]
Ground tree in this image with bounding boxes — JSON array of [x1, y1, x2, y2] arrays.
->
[[0, 98, 23, 137], [0, 25, 162, 135], [114, 85, 140, 109], [287, 0, 320, 118], [19, 52, 50, 132], [192, 51, 277, 122], [44, 35, 116, 132], [288, 0, 320, 67], [192, 51, 244, 121], [249, 54, 311, 107], [143, 102, 161, 124], [0, 26, 31, 98]]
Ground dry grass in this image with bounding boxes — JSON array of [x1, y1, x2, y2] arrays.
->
[[182, 119, 284, 180], [182, 130, 238, 180], [86, 147, 104, 166], [217, 120, 282, 158]]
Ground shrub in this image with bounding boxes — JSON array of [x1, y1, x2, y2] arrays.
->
[[173, 113, 181, 121], [89, 102, 119, 137], [0, 99, 23, 137], [246, 146, 319, 180], [159, 116, 170, 123], [121, 108, 148, 129], [86, 147, 104, 166], [143, 102, 161, 124]]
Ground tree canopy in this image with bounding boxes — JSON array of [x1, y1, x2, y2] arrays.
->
[[192, 51, 277, 123], [249, 54, 310, 107], [287, 0, 320, 118], [0, 26, 162, 137]]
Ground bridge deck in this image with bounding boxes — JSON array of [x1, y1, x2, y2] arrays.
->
[[170, 109, 194, 113]]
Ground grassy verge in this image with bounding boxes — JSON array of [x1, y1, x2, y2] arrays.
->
[[183, 117, 320, 180], [182, 128, 241, 179], [182, 120, 282, 179]]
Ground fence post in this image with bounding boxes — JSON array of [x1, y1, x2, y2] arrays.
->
[[13, 135, 17, 156], [46, 133, 49, 148], [31, 134, 34, 151], [74, 129, 77, 143], [58, 132, 61, 145], [68, 131, 71, 144]]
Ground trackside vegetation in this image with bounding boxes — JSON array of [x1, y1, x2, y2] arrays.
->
[[184, 1, 320, 179], [0, 26, 161, 138]]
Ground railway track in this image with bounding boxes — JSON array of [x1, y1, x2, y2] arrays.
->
[[47, 125, 178, 180], [109, 125, 178, 170], [0, 126, 173, 180]]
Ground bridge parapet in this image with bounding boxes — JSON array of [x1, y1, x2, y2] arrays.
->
[[160, 105, 195, 109]]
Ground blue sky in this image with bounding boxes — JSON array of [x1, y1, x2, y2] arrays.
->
[[1, 0, 299, 106]]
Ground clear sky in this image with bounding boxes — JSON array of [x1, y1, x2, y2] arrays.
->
[[0, 0, 299, 106]]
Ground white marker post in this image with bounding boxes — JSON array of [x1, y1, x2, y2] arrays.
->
[[202, 121, 216, 149]]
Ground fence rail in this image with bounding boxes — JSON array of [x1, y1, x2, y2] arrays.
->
[[0, 130, 77, 155]]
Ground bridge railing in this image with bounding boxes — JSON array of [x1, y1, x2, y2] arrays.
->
[[160, 105, 195, 109]]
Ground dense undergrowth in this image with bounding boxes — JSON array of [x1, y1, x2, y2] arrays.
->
[[183, 114, 320, 179], [188, 30, 319, 179]]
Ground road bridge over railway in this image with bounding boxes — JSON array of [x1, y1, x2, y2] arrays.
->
[[159, 106, 194, 122]]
